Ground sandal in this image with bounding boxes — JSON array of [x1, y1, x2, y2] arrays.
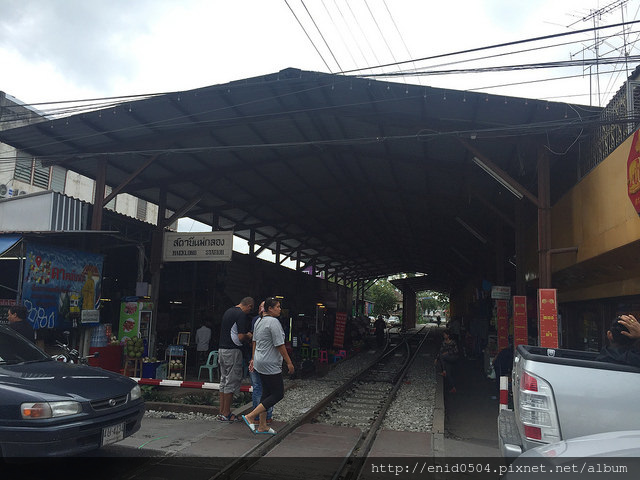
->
[[255, 427, 276, 435], [242, 415, 256, 434], [217, 413, 241, 422]]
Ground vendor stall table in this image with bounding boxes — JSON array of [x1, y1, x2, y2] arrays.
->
[[88, 345, 123, 373]]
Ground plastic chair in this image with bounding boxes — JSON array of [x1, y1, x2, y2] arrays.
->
[[198, 350, 219, 382], [301, 346, 309, 359], [311, 347, 319, 359], [319, 349, 328, 364]]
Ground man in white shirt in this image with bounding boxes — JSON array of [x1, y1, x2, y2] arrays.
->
[[195, 321, 212, 364]]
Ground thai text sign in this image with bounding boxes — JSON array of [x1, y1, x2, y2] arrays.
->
[[513, 295, 528, 348], [162, 231, 233, 262], [333, 312, 346, 348], [496, 300, 509, 351], [491, 285, 511, 300], [22, 243, 103, 329], [538, 289, 558, 348]]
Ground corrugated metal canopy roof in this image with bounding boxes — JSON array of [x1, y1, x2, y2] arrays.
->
[[0, 68, 601, 293]]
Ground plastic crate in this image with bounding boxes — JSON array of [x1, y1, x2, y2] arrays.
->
[[141, 361, 162, 379], [155, 362, 168, 380]]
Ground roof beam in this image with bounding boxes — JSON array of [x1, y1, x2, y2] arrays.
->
[[459, 138, 539, 208]]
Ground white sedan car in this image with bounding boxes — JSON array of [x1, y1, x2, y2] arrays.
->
[[387, 315, 400, 326]]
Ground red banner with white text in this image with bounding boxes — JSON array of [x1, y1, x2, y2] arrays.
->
[[496, 300, 509, 351], [538, 289, 558, 348], [513, 295, 528, 349], [333, 312, 346, 348]]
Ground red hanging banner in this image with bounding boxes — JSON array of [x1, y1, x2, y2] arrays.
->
[[496, 299, 509, 351], [512, 295, 528, 349], [538, 289, 558, 348]]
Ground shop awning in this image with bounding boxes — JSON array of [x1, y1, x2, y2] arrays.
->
[[0, 235, 21, 257]]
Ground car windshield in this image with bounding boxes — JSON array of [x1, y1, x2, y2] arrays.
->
[[0, 326, 50, 364]]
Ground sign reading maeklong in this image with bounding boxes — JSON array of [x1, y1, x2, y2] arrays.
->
[[162, 231, 233, 262]]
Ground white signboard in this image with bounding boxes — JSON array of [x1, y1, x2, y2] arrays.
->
[[491, 285, 511, 300], [162, 231, 233, 262], [81, 309, 100, 324]]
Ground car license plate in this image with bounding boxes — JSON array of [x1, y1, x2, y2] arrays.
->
[[102, 422, 125, 446]]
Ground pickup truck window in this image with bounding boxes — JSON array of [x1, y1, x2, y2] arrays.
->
[[596, 345, 640, 368]]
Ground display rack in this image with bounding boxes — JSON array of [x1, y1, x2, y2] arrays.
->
[[165, 345, 187, 380]]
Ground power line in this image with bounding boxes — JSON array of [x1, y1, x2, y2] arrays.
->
[[341, 18, 640, 74], [299, 0, 344, 72], [284, 0, 334, 72], [363, 0, 403, 79], [343, 0, 382, 68], [320, 0, 359, 70], [6, 18, 636, 124], [332, 0, 373, 74], [364, 55, 640, 77], [382, 0, 422, 86]]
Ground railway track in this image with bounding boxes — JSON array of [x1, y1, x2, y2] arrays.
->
[[212, 325, 432, 480]]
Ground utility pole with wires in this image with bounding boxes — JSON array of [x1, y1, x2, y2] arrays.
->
[[568, 0, 632, 107]]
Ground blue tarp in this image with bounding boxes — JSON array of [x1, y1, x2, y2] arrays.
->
[[0, 235, 21, 256]]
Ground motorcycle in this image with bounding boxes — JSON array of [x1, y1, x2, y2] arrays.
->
[[52, 331, 99, 365]]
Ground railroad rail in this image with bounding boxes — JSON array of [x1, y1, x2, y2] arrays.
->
[[212, 325, 432, 480]]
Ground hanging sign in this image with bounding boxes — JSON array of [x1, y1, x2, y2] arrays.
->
[[513, 295, 528, 349], [491, 285, 511, 300], [81, 310, 100, 325], [538, 289, 559, 348], [628, 129, 640, 215], [162, 231, 233, 262], [496, 300, 509, 351]]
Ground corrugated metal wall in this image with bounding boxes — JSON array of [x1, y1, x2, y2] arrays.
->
[[50, 192, 89, 231]]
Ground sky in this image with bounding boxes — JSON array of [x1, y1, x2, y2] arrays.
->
[[2, 0, 640, 255]]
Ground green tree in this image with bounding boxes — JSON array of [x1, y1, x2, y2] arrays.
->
[[417, 290, 450, 317], [366, 279, 398, 316]]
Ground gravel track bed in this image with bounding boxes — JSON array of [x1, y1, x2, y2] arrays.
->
[[145, 330, 438, 432], [381, 350, 436, 432], [144, 347, 381, 422]]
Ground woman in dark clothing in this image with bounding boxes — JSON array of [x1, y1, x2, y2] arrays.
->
[[435, 329, 459, 393]]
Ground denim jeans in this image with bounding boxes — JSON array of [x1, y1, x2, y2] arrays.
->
[[249, 370, 272, 419]]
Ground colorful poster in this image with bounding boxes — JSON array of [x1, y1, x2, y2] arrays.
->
[[513, 295, 528, 349], [333, 312, 347, 348], [119, 301, 140, 339], [22, 243, 103, 329], [496, 300, 509, 351], [538, 289, 559, 348]]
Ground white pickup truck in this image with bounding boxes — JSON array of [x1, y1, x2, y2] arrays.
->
[[498, 344, 640, 457]]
